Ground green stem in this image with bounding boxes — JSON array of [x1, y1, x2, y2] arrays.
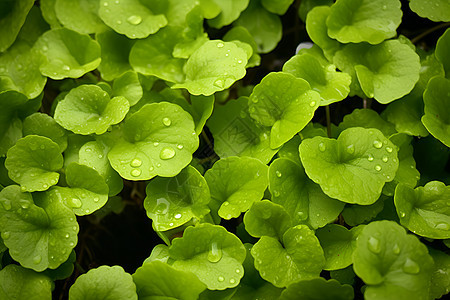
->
[[325, 105, 332, 138], [411, 22, 450, 44]]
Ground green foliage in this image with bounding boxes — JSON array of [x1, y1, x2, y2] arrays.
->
[[0, 1, 449, 299]]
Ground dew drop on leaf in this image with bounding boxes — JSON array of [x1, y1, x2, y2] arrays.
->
[[375, 165, 382, 171], [19, 200, 30, 209], [62, 65, 70, 71], [373, 140, 383, 149], [346, 144, 355, 154], [207, 242, 223, 263], [318, 142, 326, 152], [131, 169, 142, 177], [174, 213, 182, 219], [130, 158, 142, 168], [434, 223, 449, 230], [214, 79, 224, 88], [402, 258, 420, 274], [275, 170, 282, 177], [93, 197, 99, 203], [33, 255, 42, 264], [368, 236, 381, 254], [235, 269, 240, 273], [309, 100, 316, 107], [65, 233, 70, 238], [162, 117, 171, 126], [229, 278, 236, 284], [392, 243, 401, 255], [69, 198, 82, 208], [217, 42, 224, 48], [153, 142, 159, 147], [156, 198, 169, 214], [386, 146, 393, 153], [160, 147, 176, 160], [177, 144, 183, 150], [218, 276, 224, 282], [273, 190, 280, 197], [127, 15, 142, 25], [1, 231, 10, 240], [2, 200, 12, 210], [382, 156, 389, 162]]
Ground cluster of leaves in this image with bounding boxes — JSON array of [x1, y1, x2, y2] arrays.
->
[[0, 0, 449, 299]]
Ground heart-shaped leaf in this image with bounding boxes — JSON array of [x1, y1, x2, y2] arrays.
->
[[23, 113, 68, 152]]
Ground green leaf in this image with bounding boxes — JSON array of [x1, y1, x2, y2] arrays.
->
[[96, 29, 134, 81], [144, 244, 170, 264], [279, 278, 354, 300], [98, 0, 167, 39], [0, 91, 26, 156], [173, 40, 248, 96], [248, 72, 320, 149], [169, 223, 246, 290], [353, 220, 434, 300], [243, 200, 292, 239], [23, 113, 68, 152], [316, 224, 363, 270], [144, 166, 210, 231], [326, 0, 402, 44], [410, 0, 450, 22], [277, 135, 302, 165], [436, 28, 450, 78], [422, 76, 450, 147], [108, 102, 198, 180], [34, 28, 101, 79], [112, 71, 143, 106], [261, 0, 294, 15], [133, 261, 207, 299], [44, 249, 76, 281], [129, 26, 186, 83], [269, 157, 344, 229], [428, 248, 450, 299], [299, 127, 399, 205], [63, 134, 95, 167], [0, 264, 52, 300], [234, 0, 282, 53], [78, 141, 123, 196], [299, 0, 334, 22], [204, 156, 268, 220], [0, 185, 78, 272], [394, 181, 450, 239], [333, 40, 420, 103], [330, 266, 356, 286], [69, 265, 137, 300], [207, 97, 277, 164], [55, 0, 106, 34], [283, 51, 351, 106], [0, 0, 34, 52], [223, 26, 261, 68], [55, 163, 109, 216], [40, 0, 61, 28], [342, 196, 385, 226], [337, 109, 396, 138], [207, 0, 249, 28], [5, 135, 63, 192], [251, 225, 325, 287], [54, 85, 130, 135]]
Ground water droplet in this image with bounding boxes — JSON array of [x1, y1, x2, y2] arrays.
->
[[373, 140, 383, 149], [176, 144, 184, 150], [346, 144, 355, 154], [69, 198, 82, 208], [382, 156, 388, 162], [43, 184, 48, 189], [213, 79, 224, 88], [223, 201, 229, 206], [160, 147, 176, 160], [217, 42, 224, 48], [169, 222, 174, 226], [367, 154, 374, 161], [229, 278, 236, 284], [69, 242, 75, 247], [403, 258, 420, 274], [65, 233, 70, 238], [400, 211, 406, 218], [162, 117, 171, 126], [2, 200, 12, 210], [251, 96, 258, 103], [131, 169, 141, 177], [273, 190, 280, 197], [20, 200, 30, 209], [174, 213, 182, 219], [382, 5, 387, 9], [115, 0, 119, 3], [276, 170, 282, 177], [62, 65, 70, 71], [93, 197, 99, 203], [237, 60, 243, 64], [386, 146, 393, 153], [116, 20, 122, 24], [127, 15, 142, 25], [85, 209, 90, 214], [225, 53, 229, 57], [318, 142, 326, 152], [207, 242, 223, 263], [392, 243, 400, 254], [368, 236, 381, 254], [435, 223, 449, 230], [235, 269, 240, 273], [130, 158, 142, 167], [33, 255, 42, 264], [1, 231, 10, 240], [309, 101, 316, 107], [103, 2, 109, 6], [153, 142, 159, 146], [375, 165, 382, 171], [218, 276, 225, 282]]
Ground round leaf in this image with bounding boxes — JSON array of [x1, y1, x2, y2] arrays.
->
[[112, 70, 143, 106], [409, 0, 450, 22], [69, 265, 137, 300], [248, 72, 320, 149], [207, 0, 250, 28], [5, 135, 63, 192], [436, 28, 450, 78], [55, 0, 106, 34], [0, 0, 34, 52], [279, 278, 354, 300], [0, 265, 52, 300], [169, 223, 246, 290], [0, 186, 78, 272], [23, 112, 68, 152], [34, 28, 101, 80], [108, 102, 199, 180], [299, 127, 399, 205], [54, 84, 130, 135]]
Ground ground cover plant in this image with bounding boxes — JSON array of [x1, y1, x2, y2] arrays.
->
[[0, 0, 449, 299]]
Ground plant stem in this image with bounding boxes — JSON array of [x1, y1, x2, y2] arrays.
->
[[325, 105, 332, 137], [411, 22, 450, 44]]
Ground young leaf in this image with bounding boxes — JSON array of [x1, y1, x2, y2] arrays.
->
[[111, 70, 143, 106], [337, 108, 396, 138], [204, 156, 268, 220], [5, 135, 63, 192], [316, 224, 363, 270], [326, 0, 402, 44], [342, 196, 385, 226], [261, 0, 294, 15], [144, 166, 210, 231], [248, 72, 320, 149], [98, 0, 167, 39], [34, 28, 101, 80], [299, 0, 334, 22], [54, 0, 106, 34], [0, 264, 52, 300], [0, 186, 78, 272], [279, 278, 354, 300], [394, 181, 450, 239], [169, 223, 246, 290], [428, 248, 450, 300], [172, 40, 248, 96], [299, 127, 399, 205], [108, 102, 198, 180], [243, 200, 292, 239], [207, 97, 277, 164], [422, 76, 450, 147], [409, 0, 450, 22], [207, 0, 249, 28], [23, 112, 68, 152], [54, 84, 130, 135], [251, 225, 325, 287], [223, 26, 261, 68], [0, 0, 34, 52], [353, 220, 434, 300], [40, 0, 61, 28], [436, 28, 450, 78], [133, 261, 207, 299], [269, 157, 344, 229], [0, 91, 26, 156], [69, 265, 137, 300]]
